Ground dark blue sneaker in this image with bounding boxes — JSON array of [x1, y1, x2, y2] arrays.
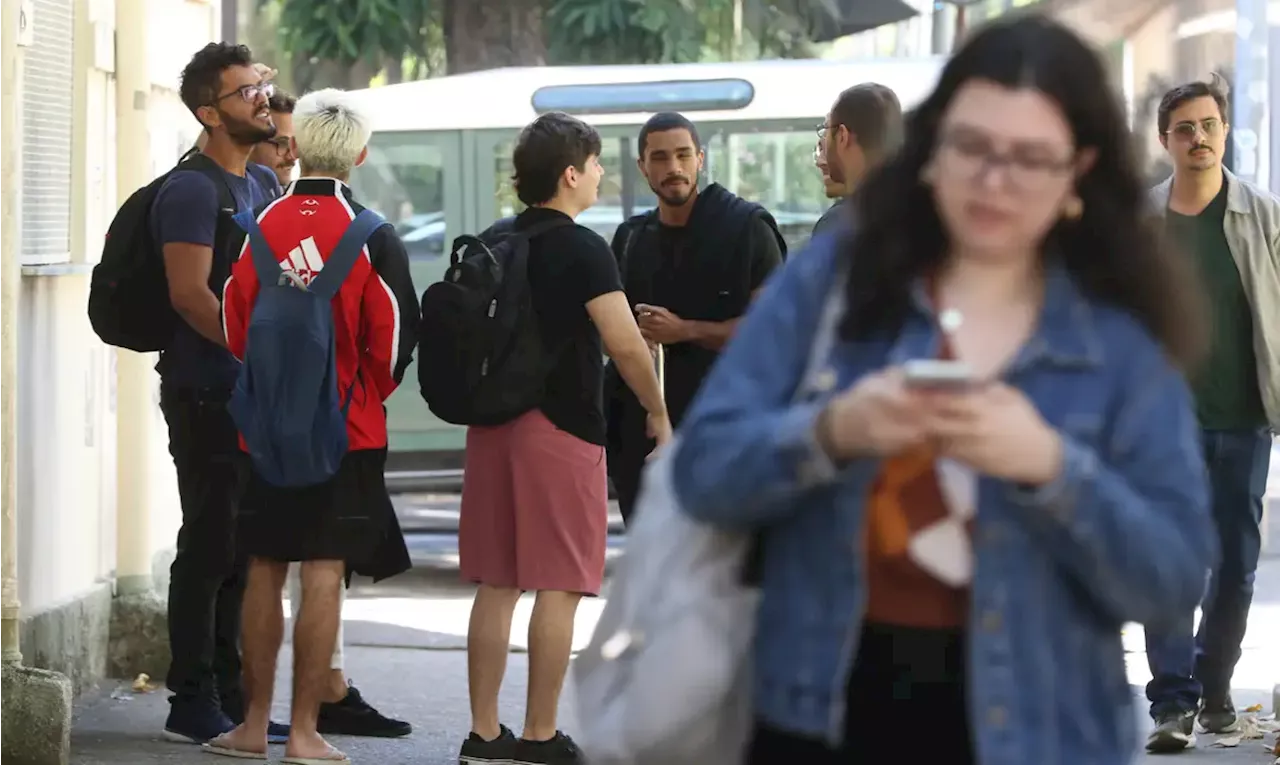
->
[[162, 697, 235, 744], [222, 699, 290, 745], [267, 720, 290, 745]]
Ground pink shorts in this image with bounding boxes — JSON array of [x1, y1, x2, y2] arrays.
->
[[459, 409, 608, 595]]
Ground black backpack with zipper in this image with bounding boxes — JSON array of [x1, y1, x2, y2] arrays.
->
[[88, 150, 234, 352], [417, 217, 570, 426]]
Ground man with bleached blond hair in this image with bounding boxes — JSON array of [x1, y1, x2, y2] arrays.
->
[[204, 87, 418, 764]]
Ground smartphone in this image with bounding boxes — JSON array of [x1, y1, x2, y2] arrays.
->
[[902, 359, 975, 391]]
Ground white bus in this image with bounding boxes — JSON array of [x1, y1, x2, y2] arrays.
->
[[345, 57, 945, 463]]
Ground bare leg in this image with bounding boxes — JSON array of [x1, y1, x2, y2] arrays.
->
[[212, 558, 288, 753], [523, 590, 582, 741], [291, 562, 349, 703], [286, 559, 345, 760], [467, 584, 522, 740]]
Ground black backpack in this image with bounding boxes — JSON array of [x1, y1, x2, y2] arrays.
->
[[88, 150, 233, 352], [418, 217, 570, 426]]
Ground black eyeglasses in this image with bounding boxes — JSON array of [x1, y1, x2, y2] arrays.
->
[[262, 136, 292, 152], [212, 81, 274, 106], [936, 130, 1076, 191]]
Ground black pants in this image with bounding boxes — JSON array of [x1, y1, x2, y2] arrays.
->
[[747, 623, 974, 764], [160, 384, 249, 715]]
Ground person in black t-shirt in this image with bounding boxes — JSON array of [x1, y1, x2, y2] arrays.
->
[[457, 112, 670, 765], [606, 112, 786, 524]]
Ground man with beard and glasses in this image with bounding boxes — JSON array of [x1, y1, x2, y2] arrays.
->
[[811, 82, 902, 237], [1143, 76, 1280, 755], [153, 42, 286, 746], [604, 111, 786, 524], [249, 89, 298, 187]]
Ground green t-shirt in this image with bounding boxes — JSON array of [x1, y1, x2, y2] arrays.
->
[[1169, 179, 1267, 429]]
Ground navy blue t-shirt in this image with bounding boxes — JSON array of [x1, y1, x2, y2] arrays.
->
[[151, 162, 280, 389]]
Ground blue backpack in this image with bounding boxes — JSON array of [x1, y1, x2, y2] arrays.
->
[[229, 208, 387, 488]]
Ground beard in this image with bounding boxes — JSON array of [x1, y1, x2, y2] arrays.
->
[[222, 110, 277, 147], [651, 172, 698, 206]]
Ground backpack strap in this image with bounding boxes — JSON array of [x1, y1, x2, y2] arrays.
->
[[309, 209, 389, 301], [233, 209, 284, 288], [182, 152, 237, 213]]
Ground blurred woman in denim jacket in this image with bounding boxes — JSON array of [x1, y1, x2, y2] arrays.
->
[[670, 15, 1215, 765]]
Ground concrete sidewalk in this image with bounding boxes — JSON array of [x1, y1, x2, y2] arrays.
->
[[68, 561, 1280, 765], [71, 648, 552, 765]]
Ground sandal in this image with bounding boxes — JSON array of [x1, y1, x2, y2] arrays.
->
[[280, 743, 351, 765], [200, 733, 268, 760]]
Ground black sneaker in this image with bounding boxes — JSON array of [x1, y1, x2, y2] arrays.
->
[[1146, 708, 1197, 753], [512, 731, 585, 765], [317, 684, 412, 738], [459, 724, 518, 764], [162, 696, 235, 744], [1198, 694, 1239, 734]]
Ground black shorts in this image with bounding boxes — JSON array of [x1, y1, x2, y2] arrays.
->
[[238, 448, 409, 580]]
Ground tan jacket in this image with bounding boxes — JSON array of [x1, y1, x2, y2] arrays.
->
[[1149, 168, 1280, 430]]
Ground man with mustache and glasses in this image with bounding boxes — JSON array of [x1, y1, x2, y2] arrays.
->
[[1143, 76, 1280, 755], [152, 43, 285, 746], [249, 89, 299, 187], [605, 112, 786, 524]]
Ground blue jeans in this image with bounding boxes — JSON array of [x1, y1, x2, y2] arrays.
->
[[1145, 428, 1271, 717]]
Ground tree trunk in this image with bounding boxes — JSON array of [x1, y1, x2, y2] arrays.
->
[[383, 54, 404, 85], [443, 0, 546, 74], [301, 57, 378, 91]]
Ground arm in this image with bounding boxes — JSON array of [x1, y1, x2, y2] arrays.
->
[[574, 231, 667, 419], [685, 216, 784, 351], [591, 291, 666, 419], [221, 231, 257, 360], [1010, 342, 1216, 629], [157, 172, 227, 347], [671, 238, 850, 527], [362, 226, 419, 400]]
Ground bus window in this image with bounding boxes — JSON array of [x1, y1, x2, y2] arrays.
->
[[701, 127, 827, 252], [491, 134, 658, 245], [352, 133, 449, 264], [348, 131, 462, 453], [488, 125, 824, 252]]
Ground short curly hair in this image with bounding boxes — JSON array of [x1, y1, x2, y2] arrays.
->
[[512, 112, 602, 207], [179, 42, 255, 126]]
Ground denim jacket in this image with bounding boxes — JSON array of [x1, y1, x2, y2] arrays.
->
[[670, 233, 1215, 765]]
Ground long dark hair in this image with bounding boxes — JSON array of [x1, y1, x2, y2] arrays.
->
[[842, 13, 1205, 369]]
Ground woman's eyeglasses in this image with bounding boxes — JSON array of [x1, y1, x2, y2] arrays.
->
[[936, 129, 1075, 192]]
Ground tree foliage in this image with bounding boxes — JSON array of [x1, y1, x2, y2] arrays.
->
[[262, 0, 832, 90], [276, 0, 435, 89], [545, 0, 825, 66]]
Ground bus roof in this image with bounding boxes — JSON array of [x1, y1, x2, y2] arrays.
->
[[351, 57, 946, 133]]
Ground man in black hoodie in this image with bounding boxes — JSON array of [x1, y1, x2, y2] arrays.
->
[[606, 112, 786, 523]]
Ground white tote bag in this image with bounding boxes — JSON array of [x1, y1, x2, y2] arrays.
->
[[573, 275, 846, 765]]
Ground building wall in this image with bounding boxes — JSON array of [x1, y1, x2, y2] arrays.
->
[[15, 0, 220, 689]]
